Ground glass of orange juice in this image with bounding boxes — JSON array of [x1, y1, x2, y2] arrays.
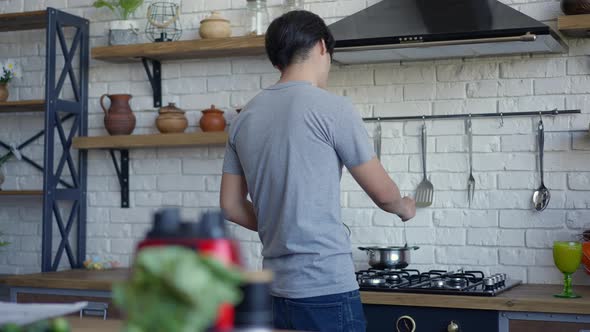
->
[[553, 241, 583, 298]]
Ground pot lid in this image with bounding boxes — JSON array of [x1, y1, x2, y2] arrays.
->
[[203, 104, 224, 113], [159, 102, 185, 114], [358, 245, 420, 251], [201, 11, 230, 24]]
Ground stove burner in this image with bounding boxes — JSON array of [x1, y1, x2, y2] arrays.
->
[[384, 274, 403, 284], [360, 277, 386, 286], [431, 279, 446, 288], [446, 277, 468, 289]]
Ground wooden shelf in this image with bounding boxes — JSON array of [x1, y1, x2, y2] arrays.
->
[[558, 14, 590, 37], [0, 190, 43, 196], [0, 10, 47, 32], [92, 35, 266, 63], [0, 100, 45, 113], [73, 132, 228, 150]]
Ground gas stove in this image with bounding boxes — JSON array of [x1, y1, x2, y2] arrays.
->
[[356, 268, 521, 296]]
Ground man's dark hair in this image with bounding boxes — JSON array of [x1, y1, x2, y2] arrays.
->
[[265, 11, 335, 71]]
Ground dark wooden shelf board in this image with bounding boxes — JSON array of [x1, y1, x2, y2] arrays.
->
[[0, 268, 129, 291], [0, 100, 45, 113], [0, 10, 47, 32], [73, 132, 228, 150], [558, 14, 590, 37], [0, 190, 43, 196], [92, 35, 266, 63]]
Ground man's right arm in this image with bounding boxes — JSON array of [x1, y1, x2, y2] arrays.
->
[[348, 157, 416, 221]]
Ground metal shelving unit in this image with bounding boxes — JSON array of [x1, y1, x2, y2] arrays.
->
[[0, 8, 89, 272]]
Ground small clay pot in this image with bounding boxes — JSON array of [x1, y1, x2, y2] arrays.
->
[[199, 11, 232, 39], [200, 105, 226, 132], [156, 103, 188, 134], [0, 83, 9, 102], [561, 0, 590, 14]]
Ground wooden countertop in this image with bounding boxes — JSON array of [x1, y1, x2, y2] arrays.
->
[[0, 269, 129, 291], [66, 318, 293, 332], [3, 269, 590, 315], [362, 284, 590, 315]]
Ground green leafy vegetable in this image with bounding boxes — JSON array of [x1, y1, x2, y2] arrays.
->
[[113, 247, 243, 332], [93, 0, 144, 20]]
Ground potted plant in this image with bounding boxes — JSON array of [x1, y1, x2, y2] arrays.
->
[[0, 61, 19, 102], [93, 0, 145, 45], [580, 230, 590, 275]]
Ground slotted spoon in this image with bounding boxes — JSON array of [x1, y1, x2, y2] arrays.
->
[[415, 124, 434, 207]]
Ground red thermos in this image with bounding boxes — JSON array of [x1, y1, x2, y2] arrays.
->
[[136, 208, 241, 331]]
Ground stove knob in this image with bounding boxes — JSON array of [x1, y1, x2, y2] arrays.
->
[[492, 275, 501, 288], [396, 315, 416, 332], [483, 277, 495, 290], [448, 320, 460, 332]]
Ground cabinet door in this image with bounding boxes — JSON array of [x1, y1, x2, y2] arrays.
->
[[17, 293, 121, 319], [364, 304, 498, 332], [510, 319, 590, 332]]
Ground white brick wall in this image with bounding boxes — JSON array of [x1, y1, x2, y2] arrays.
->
[[0, 0, 589, 284]]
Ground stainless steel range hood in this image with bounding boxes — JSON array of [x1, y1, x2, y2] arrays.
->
[[329, 0, 567, 64]]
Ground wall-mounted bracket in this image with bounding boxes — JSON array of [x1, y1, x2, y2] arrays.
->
[[141, 58, 162, 108], [109, 149, 129, 208]]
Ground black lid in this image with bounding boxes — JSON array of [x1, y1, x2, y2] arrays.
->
[[198, 211, 227, 239], [179, 222, 202, 238], [147, 208, 181, 238]]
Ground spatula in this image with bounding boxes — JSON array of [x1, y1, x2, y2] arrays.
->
[[415, 124, 434, 207]]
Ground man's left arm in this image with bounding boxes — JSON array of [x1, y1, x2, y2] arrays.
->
[[220, 173, 258, 231]]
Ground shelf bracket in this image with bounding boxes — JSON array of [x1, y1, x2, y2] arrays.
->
[[109, 149, 129, 208], [141, 58, 162, 108]]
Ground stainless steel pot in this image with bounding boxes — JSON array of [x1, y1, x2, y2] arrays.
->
[[358, 246, 420, 269]]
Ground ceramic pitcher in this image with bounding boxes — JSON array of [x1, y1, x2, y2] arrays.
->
[[100, 94, 136, 136]]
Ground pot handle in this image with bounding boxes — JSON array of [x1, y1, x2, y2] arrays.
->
[[357, 247, 374, 254], [100, 94, 109, 116]]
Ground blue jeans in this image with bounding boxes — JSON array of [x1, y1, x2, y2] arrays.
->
[[272, 290, 366, 332]]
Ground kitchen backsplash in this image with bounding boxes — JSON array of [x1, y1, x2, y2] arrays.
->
[[0, 0, 590, 285]]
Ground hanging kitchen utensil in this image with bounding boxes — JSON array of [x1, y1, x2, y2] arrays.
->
[[533, 116, 551, 211], [467, 116, 475, 207], [415, 124, 434, 207], [374, 118, 382, 159]]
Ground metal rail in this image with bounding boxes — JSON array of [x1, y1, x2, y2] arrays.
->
[[363, 109, 581, 122]]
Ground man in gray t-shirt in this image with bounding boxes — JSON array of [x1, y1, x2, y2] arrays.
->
[[221, 11, 415, 332]]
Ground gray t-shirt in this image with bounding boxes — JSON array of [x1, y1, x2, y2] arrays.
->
[[223, 81, 374, 299]]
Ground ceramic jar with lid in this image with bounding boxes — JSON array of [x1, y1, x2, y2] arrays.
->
[[156, 103, 188, 134], [199, 11, 232, 39], [200, 105, 226, 132]]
